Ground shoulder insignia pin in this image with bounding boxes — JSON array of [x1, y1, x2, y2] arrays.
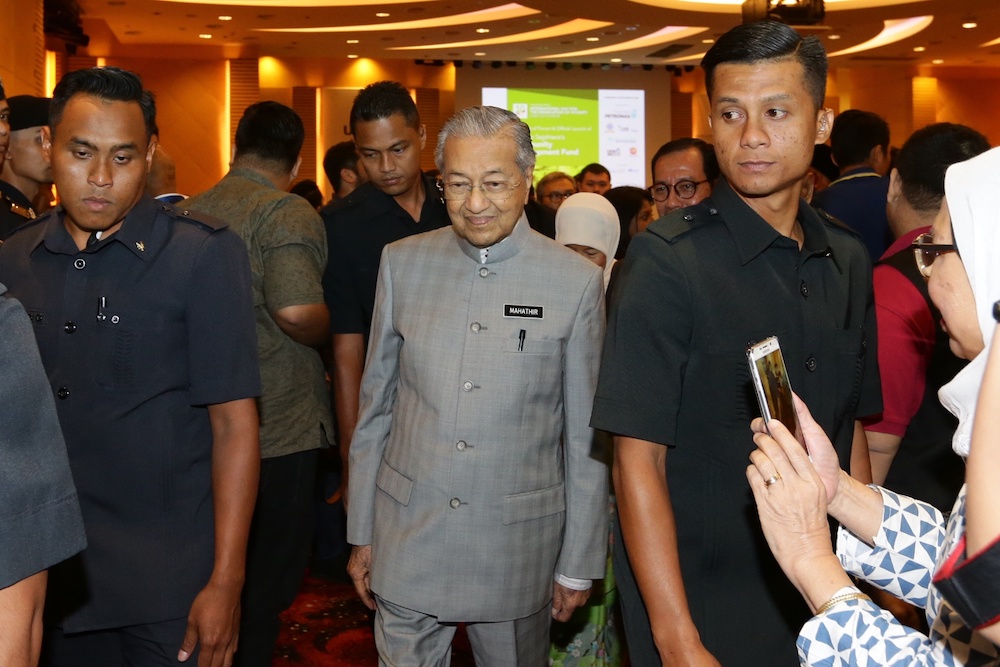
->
[[136, 241, 145, 252]]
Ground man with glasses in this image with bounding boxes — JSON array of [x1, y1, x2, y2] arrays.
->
[[346, 105, 608, 664], [536, 170, 577, 212], [648, 137, 719, 219]]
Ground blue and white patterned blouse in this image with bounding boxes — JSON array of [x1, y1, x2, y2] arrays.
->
[[797, 486, 1000, 666]]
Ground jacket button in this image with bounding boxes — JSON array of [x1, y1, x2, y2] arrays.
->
[[449, 498, 461, 509], [57, 386, 70, 399], [478, 267, 489, 278], [470, 322, 481, 333], [456, 440, 468, 451], [462, 380, 474, 392], [799, 281, 809, 297], [64, 321, 77, 333], [805, 356, 817, 372], [73, 258, 86, 270]]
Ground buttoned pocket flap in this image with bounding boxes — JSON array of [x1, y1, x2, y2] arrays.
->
[[502, 483, 566, 525], [376, 461, 413, 507]]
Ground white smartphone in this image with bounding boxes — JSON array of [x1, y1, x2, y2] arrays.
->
[[746, 336, 805, 449]]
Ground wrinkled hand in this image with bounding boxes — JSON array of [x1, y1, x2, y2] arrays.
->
[[551, 582, 590, 622], [347, 545, 375, 610], [747, 399, 836, 589], [751, 393, 841, 504], [177, 579, 242, 667]]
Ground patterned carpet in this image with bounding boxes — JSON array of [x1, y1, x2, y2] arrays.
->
[[273, 574, 475, 666]]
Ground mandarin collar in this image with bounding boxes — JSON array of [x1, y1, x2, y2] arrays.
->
[[455, 215, 529, 264]]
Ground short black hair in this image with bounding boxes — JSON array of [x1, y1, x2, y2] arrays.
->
[[650, 137, 720, 183], [0, 79, 6, 101], [580, 163, 610, 179], [829, 109, 890, 169], [604, 185, 653, 258], [349, 81, 420, 136], [701, 20, 827, 109], [895, 123, 990, 213], [323, 141, 359, 193], [234, 101, 304, 172], [50, 67, 156, 140]]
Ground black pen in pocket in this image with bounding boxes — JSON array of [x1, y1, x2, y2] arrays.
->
[[517, 329, 525, 352]]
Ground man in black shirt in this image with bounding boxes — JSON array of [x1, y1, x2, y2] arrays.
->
[[322, 81, 449, 495], [0, 95, 52, 241], [592, 21, 881, 666]]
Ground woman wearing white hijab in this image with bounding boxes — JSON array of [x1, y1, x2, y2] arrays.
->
[[743, 146, 1000, 665], [555, 192, 621, 292]]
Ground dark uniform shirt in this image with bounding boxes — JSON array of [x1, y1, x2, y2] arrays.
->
[[322, 173, 449, 340], [592, 179, 882, 666], [0, 180, 36, 242], [0, 196, 260, 632]]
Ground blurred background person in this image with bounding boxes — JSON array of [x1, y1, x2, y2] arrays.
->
[[604, 185, 654, 259], [536, 170, 577, 212], [647, 137, 718, 218]]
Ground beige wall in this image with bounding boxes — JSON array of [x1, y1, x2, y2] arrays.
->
[[0, 0, 45, 97]]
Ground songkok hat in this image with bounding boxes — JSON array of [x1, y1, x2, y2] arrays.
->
[[8, 95, 51, 131]]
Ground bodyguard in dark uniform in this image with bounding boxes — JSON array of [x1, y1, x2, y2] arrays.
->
[[322, 81, 449, 495], [0, 67, 261, 667], [593, 22, 881, 666], [1, 95, 53, 241]]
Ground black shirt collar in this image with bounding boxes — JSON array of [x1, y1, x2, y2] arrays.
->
[[37, 194, 160, 260]]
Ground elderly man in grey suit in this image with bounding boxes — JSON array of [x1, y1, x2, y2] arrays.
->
[[346, 105, 609, 665]]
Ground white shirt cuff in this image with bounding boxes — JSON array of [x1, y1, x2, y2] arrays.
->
[[554, 573, 592, 591]]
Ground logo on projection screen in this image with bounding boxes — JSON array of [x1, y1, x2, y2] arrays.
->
[[513, 103, 528, 119]]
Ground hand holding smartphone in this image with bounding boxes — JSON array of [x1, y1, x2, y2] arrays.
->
[[747, 336, 806, 450]]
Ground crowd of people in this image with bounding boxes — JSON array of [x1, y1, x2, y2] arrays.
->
[[2, 16, 1000, 667]]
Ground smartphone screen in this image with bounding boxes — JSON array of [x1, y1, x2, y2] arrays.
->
[[747, 337, 805, 448]]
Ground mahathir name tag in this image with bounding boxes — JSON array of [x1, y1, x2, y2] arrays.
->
[[504, 304, 544, 319]]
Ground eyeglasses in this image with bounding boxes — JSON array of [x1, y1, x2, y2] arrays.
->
[[438, 179, 521, 202], [912, 232, 958, 278], [649, 180, 708, 202], [542, 190, 575, 203]]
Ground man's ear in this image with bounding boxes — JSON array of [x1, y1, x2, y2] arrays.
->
[[41, 126, 52, 164], [869, 144, 888, 173], [290, 156, 302, 181], [522, 166, 534, 206], [341, 167, 357, 185], [418, 124, 427, 151], [887, 167, 901, 203], [816, 108, 834, 144], [146, 139, 157, 172]]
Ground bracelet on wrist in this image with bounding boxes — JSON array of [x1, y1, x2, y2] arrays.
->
[[815, 591, 871, 616]]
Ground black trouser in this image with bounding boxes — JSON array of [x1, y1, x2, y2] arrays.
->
[[233, 448, 319, 667], [39, 617, 194, 667]]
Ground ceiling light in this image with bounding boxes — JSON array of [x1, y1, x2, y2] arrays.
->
[[476, 28, 490, 34], [828, 34, 841, 40], [348, 54, 359, 59], [828, 16, 932, 58], [962, 22, 977, 29], [539, 25, 708, 59], [375, 12, 390, 18], [932, 58, 944, 64], [218, 15, 232, 21], [390, 19, 612, 52], [198, 33, 212, 39], [260, 5, 538, 34], [611, 57, 622, 62], [474, 52, 486, 56], [702, 38, 714, 44], [913, 46, 925, 51], [586, 37, 599, 42], [347, 39, 359, 44]]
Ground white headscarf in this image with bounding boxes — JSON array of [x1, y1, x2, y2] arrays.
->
[[555, 192, 621, 291], [938, 146, 1000, 457]]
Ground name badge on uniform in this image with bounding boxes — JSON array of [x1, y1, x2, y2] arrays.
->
[[504, 304, 543, 319]]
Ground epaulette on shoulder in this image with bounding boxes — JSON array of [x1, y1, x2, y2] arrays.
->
[[814, 206, 860, 237], [160, 203, 229, 233], [324, 187, 368, 219], [648, 202, 718, 244]]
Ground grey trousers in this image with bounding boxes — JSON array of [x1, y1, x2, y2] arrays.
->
[[373, 595, 551, 666]]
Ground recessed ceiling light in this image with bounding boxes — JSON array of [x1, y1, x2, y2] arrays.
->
[[828, 34, 841, 40], [586, 37, 599, 42], [702, 38, 715, 44], [962, 22, 977, 29], [348, 54, 359, 59], [347, 39, 359, 44], [198, 33, 212, 39], [913, 46, 926, 52], [375, 12, 390, 18], [932, 58, 944, 64], [476, 28, 490, 34], [218, 15, 232, 21], [610, 58, 622, 63], [474, 52, 486, 56]]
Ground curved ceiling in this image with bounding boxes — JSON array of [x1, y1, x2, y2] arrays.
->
[[78, 0, 1000, 67]]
